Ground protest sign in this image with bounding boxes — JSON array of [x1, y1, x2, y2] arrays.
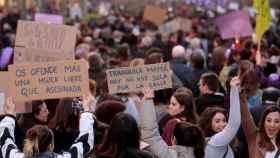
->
[[106, 63, 172, 94], [143, 6, 166, 26], [170, 17, 192, 32], [35, 13, 64, 24], [14, 20, 77, 63], [8, 60, 89, 101], [0, 72, 32, 113], [0, 72, 9, 113], [159, 18, 192, 35], [215, 11, 253, 39], [0, 72, 10, 95]]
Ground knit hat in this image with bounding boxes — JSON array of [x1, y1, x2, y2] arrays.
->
[[172, 45, 186, 59]]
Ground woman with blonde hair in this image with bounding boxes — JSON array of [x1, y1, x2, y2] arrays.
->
[[0, 95, 94, 158]]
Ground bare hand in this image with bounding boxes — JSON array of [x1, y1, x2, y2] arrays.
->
[[230, 76, 241, 88], [143, 88, 154, 99], [5, 97, 16, 116]]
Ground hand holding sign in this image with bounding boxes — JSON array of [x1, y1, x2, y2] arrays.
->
[[143, 88, 154, 99]]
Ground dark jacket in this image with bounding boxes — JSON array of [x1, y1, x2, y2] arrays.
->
[[195, 93, 225, 115], [170, 59, 193, 90]]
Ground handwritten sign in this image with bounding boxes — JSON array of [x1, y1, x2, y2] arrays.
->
[[143, 6, 166, 26], [0, 72, 32, 113], [14, 20, 77, 63], [106, 63, 172, 94], [215, 11, 253, 39], [8, 60, 89, 101], [35, 13, 64, 24]]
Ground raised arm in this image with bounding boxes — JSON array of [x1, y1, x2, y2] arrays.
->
[[240, 90, 258, 143], [208, 77, 241, 146], [139, 89, 172, 158], [61, 95, 95, 158], [0, 97, 24, 158]]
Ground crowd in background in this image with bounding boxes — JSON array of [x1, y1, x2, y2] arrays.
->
[[0, 1, 280, 158]]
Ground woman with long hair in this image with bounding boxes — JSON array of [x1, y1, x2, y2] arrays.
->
[[241, 86, 280, 157], [160, 88, 199, 145], [48, 98, 80, 153], [96, 113, 152, 158], [0, 95, 94, 158], [140, 89, 205, 158], [159, 89, 199, 133], [199, 77, 241, 158]]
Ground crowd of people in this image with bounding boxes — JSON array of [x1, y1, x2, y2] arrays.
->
[[0, 1, 280, 158]]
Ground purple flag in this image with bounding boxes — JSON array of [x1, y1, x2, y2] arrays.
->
[[35, 13, 63, 24], [215, 11, 253, 39], [184, 0, 230, 9]]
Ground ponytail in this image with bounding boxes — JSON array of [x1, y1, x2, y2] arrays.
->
[[23, 125, 54, 157], [23, 137, 39, 158]]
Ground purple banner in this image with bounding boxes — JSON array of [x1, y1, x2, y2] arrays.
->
[[184, 0, 230, 9], [215, 10, 253, 39], [35, 13, 63, 24]]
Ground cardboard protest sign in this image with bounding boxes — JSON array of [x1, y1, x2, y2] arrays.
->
[[0, 72, 9, 114], [8, 60, 89, 101], [0, 72, 32, 113], [143, 6, 166, 26], [170, 17, 192, 32], [106, 63, 172, 94], [0, 72, 10, 94], [35, 13, 64, 24], [14, 20, 77, 63], [215, 11, 253, 39]]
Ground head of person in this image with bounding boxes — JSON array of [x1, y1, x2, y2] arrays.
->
[[129, 58, 145, 67], [95, 100, 126, 125], [199, 107, 228, 137], [168, 90, 198, 124], [190, 51, 205, 69], [98, 113, 140, 157], [262, 87, 280, 106], [32, 101, 49, 123], [172, 122, 205, 158], [259, 106, 280, 151], [199, 72, 220, 95], [48, 98, 79, 131], [144, 52, 163, 64], [172, 45, 186, 60], [23, 125, 54, 157]]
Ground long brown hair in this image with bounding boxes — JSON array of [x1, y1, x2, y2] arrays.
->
[[238, 60, 260, 96], [48, 98, 79, 132], [97, 113, 140, 158], [199, 107, 228, 137], [173, 90, 199, 124], [258, 106, 280, 151]]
